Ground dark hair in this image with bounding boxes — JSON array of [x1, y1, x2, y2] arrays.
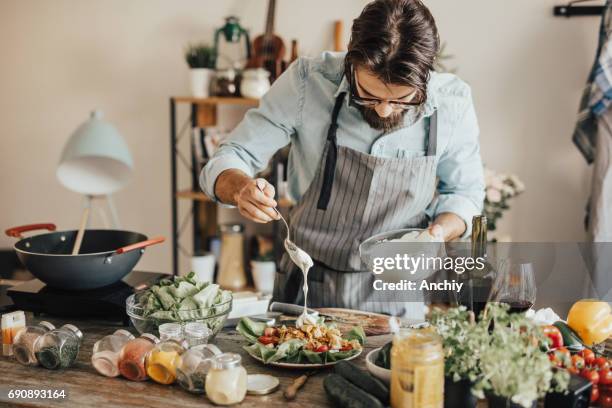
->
[[345, 0, 440, 104]]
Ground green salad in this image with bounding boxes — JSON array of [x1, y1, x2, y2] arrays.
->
[[237, 317, 365, 365], [133, 272, 232, 333]]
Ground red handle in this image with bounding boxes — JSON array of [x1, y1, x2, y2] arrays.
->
[[116, 236, 165, 254], [5, 223, 57, 238]]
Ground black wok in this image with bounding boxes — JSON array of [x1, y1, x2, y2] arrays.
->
[[5, 223, 164, 290]]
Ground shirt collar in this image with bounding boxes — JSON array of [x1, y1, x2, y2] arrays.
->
[[333, 73, 439, 121]]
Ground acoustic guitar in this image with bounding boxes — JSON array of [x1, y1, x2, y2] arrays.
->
[[246, 0, 286, 82]]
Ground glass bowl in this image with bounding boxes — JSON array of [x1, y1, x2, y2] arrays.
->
[[125, 293, 232, 341]]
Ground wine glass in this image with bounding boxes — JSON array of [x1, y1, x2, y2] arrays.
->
[[488, 260, 536, 313]]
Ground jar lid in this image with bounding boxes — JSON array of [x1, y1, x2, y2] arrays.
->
[[219, 223, 244, 233], [184, 322, 211, 339], [113, 329, 135, 340], [159, 323, 182, 337], [62, 324, 83, 340], [212, 352, 242, 370], [247, 374, 280, 395], [141, 333, 160, 344], [39, 321, 56, 331]]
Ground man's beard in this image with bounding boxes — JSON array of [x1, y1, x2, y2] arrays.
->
[[356, 105, 407, 132]]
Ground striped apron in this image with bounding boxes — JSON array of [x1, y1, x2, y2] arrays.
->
[[273, 92, 439, 316]]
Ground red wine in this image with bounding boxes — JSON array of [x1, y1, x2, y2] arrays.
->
[[501, 300, 533, 314]]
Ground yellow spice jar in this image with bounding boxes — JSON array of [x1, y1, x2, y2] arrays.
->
[[390, 328, 444, 408], [145, 340, 185, 385]]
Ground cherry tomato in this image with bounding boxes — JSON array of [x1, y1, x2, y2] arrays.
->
[[554, 348, 571, 368], [258, 336, 277, 345], [571, 355, 586, 370], [599, 393, 612, 408], [595, 357, 610, 370], [600, 368, 612, 386], [581, 368, 600, 385], [579, 349, 596, 366], [315, 345, 329, 353], [340, 344, 353, 351], [591, 385, 599, 403]]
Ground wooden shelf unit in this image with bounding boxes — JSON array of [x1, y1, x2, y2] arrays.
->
[[170, 96, 259, 276]]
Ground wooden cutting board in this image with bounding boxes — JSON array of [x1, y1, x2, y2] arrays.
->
[[314, 308, 391, 336]]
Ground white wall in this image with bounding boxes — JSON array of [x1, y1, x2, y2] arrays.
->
[[0, 0, 600, 275]]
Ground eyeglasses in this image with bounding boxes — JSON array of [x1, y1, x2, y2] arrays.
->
[[348, 65, 423, 110]]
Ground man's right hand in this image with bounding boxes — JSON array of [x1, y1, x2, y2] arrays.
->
[[215, 169, 280, 223]]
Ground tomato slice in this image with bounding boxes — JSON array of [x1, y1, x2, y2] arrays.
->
[[315, 345, 329, 353], [258, 336, 277, 345], [340, 344, 353, 351]]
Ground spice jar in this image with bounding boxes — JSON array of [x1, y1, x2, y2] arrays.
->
[[159, 323, 183, 342], [205, 353, 247, 405], [2, 310, 26, 356], [12, 321, 55, 366], [217, 223, 246, 290], [33, 324, 83, 370], [184, 322, 211, 349], [118, 333, 159, 381], [176, 344, 222, 393], [390, 328, 444, 408], [145, 340, 185, 385], [91, 329, 135, 377]]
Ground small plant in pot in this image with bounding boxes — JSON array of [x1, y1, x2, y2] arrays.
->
[[430, 306, 485, 408], [185, 42, 217, 98], [471, 304, 570, 408]]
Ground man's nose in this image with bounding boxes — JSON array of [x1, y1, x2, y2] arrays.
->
[[375, 102, 394, 118]]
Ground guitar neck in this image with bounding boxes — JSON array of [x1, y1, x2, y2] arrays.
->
[[264, 0, 276, 36]]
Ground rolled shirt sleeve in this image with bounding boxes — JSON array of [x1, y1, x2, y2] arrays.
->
[[199, 59, 305, 202], [426, 90, 485, 238]]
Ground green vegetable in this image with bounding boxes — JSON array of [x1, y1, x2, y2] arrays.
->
[[236, 317, 267, 343], [375, 341, 392, 370], [552, 321, 584, 352], [323, 374, 384, 408], [334, 360, 389, 405], [345, 326, 366, 346], [136, 272, 231, 332]]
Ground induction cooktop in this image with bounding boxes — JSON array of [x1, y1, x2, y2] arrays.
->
[[6, 270, 166, 324]]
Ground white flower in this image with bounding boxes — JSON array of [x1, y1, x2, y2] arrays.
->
[[509, 175, 525, 193], [486, 187, 502, 203], [501, 184, 515, 196]]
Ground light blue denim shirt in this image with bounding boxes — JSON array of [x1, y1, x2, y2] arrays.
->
[[200, 52, 485, 237]]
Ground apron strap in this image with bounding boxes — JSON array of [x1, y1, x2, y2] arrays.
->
[[317, 92, 346, 210], [426, 109, 438, 156]]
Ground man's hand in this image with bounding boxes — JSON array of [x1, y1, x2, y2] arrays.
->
[[215, 169, 280, 223], [431, 212, 467, 241]]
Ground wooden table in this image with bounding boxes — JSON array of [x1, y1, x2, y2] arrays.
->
[[1, 315, 390, 407]]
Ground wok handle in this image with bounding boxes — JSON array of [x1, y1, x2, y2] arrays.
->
[[5, 223, 57, 238], [116, 236, 165, 254]]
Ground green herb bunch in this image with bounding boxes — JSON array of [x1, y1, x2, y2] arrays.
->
[[184, 43, 217, 69], [430, 303, 570, 408]]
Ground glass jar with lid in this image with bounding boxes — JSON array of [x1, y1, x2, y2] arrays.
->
[[184, 322, 211, 349], [158, 323, 183, 342], [205, 352, 247, 405], [118, 333, 159, 381], [12, 321, 55, 366], [145, 340, 186, 385], [91, 329, 135, 377], [217, 223, 246, 290], [33, 324, 83, 370], [390, 328, 444, 408], [176, 344, 222, 393]]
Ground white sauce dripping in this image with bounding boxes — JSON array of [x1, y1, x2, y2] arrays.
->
[[284, 241, 316, 328]]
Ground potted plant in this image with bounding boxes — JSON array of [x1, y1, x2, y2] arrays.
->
[[185, 43, 217, 98], [472, 304, 570, 408], [430, 307, 484, 408], [250, 252, 276, 294]]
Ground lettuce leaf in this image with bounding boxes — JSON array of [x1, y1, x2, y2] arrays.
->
[[267, 339, 305, 363], [236, 317, 267, 343], [244, 343, 277, 363], [192, 283, 220, 308], [346, 326, 366, 345]]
